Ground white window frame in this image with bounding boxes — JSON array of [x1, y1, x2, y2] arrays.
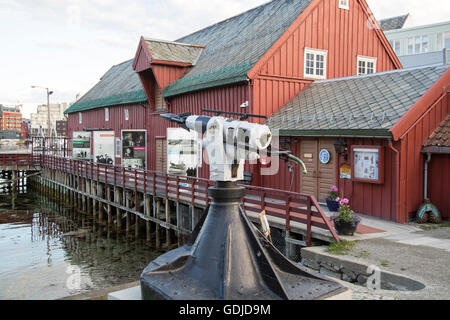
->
[[445, 31, 450, 49], [78, 112, 82, 124], [105, 107, 109, 122], [421, 35, 429, 53], [408, 37, 414, 55], [437, 32, 443, 51], [338, 0, 349, 10], [390, 39, 401, 55], [304, 48, 328, 80], [357, 55, 377, 75], [124, 109, 129, 121]]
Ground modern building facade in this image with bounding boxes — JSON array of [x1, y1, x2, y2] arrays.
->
[[30, 103, 68, 136], [0, 105, 22, 132], [384, 20, 450, 67]]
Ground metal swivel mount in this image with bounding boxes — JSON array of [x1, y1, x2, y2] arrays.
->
[[140, 112, 345, 300]]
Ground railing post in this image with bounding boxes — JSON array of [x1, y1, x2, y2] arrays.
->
[[134, 168, 138, 210], [143, 170, 147, 194], [306, 197, 312, 247], [285, 194, 291, 233], [191, 179, 196, 206]]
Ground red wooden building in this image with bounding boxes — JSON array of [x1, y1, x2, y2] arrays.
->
[[65, 0, 449, 223]]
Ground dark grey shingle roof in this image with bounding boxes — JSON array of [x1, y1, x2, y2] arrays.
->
[[144, 39, 205, 64], [267, 65, 449, 134], [172, 0, 312, 78], [65, 60, 146, 114], [378, 14, 409, 31]]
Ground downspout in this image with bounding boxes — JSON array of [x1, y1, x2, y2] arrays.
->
[[424, 153, 432, 200], [388, 140, 400, 222]]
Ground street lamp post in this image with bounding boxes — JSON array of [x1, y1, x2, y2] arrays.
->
[[31, 86, 53, 138]]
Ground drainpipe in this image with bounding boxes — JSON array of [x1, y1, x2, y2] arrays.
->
[[388, 140, 400, 222], [424, 153, 432, 200]]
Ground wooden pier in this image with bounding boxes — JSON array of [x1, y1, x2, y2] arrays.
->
[[1, 154, 340, 258]]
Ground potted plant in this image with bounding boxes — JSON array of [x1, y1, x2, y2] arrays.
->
[[326, 186, 340, 211], [331, 198, 361, 236]]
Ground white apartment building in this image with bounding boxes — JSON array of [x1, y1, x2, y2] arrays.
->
[[382, 18, 450, 68], [30, 103, 68, 136]]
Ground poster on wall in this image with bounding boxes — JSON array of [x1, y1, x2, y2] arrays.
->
[[167, 128, 201, 177], [93, 131, 115, 165], [72, 131, 91, 160], [352, 147, 384, 183], [122, 130, 146, 169]]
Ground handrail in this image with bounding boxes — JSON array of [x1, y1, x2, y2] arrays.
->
[[2, 154, 340, 244]]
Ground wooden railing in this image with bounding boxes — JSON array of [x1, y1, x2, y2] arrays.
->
[[0, 153, 39, 166], [3, 154, 340, 245]]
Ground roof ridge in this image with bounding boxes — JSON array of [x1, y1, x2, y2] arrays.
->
[[175, 0, 274, 42], [378, 13, 409, 22], [315, 65, 448, 84], [143, 37, 205, 48]]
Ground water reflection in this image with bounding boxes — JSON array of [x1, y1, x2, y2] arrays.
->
[[0, 192, 161, 300]]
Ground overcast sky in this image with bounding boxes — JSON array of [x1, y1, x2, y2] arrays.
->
[[0, 0, 449, 118]]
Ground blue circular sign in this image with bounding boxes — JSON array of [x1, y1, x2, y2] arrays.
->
[[319, 149, 331, 164]]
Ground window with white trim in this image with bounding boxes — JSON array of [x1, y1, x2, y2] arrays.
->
[[105, 108, 109, 122], [338, 0, 349, 10], [408, 37, 414, 55], [304, 48, 327, 80], [79, 112, 82, 124], [437, 33, 443, 50], [421, 35, 429, 53], [390, 40, 401, 55], [124, 109, 129, 121], [445, 31, 450, 49], [357, 56, 376, 75]]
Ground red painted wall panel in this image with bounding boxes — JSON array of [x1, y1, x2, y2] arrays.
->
[[261, 137, 398, 221], [398, 92, 449, 222], [428, 154, 450, 220], [66, 102, 148, 165], [250, 0, 398, 120]]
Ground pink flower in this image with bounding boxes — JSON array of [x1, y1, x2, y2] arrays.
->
[[335, 197, 340, 202], [330, 186, 338, 192], [343, 198, 349, 205], [339, 199, 345, 206]]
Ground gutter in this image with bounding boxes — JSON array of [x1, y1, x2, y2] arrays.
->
[[388, 140, 401, 223], [278, 129, 392, 139]]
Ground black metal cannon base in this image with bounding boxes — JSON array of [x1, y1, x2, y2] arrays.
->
[[140, 182, 345, 300]]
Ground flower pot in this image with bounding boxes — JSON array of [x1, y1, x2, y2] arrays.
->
[[333, 219, 359, 236], [326, 198, 339, 212]]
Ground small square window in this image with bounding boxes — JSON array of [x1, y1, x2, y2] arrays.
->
[[357, 56, 377, 75], [304, 48, 327, 80], [339, 0, 349, 10]]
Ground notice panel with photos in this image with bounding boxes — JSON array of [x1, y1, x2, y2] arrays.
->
[[93, 131, 115, 165], [72, 131, 91, 161], [122, 130, 146, 169], [352, 146, 384, 184], [167, 128, 202, 177]]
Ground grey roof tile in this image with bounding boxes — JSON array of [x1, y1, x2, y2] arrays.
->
[[268, 65, 449, 133], [378, 14, 409, 31]]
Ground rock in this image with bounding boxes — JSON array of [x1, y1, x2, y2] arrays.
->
[[301, 258, 320, 270], [341, 268, 357, 282], [357, 274, 369, 285], [319, 267, 341, 279]]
